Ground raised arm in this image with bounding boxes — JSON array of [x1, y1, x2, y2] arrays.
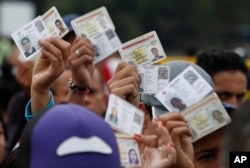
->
[[31, 37, 70, 114], [66, 37, 95, 104]]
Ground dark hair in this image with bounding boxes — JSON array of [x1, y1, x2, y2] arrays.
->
[[21, 38, 30, 46], [55, 19, 62, 25], [212, 110, 222, 117], [196, 48, 248, 78], [128, 148, 139, 165], [170, 97, 181, 104], [151, 48, 157, 52]]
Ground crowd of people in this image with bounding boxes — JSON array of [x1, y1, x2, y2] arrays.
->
[[0, 9, 250, 168]]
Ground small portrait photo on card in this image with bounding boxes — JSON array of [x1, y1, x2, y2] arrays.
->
[[19, 36, 37, 58]]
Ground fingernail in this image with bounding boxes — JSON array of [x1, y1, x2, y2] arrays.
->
[[134, 134, 142, 138], [153, 118, 160, 122], [168, 143, 174, 148]]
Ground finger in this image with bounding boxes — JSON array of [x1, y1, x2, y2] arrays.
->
[[109, 85, 138, 101], [108, 66, 140, 87], [153, 120, 173, 146], [39, 39, 63, 60], [113, 61, 138, 74], [171, 126, 193, 141], [159, 143, 177, 167], [159, 112, 187, 124], [134, 134, 158, 147], [165, 120, 188, 133], [70, 37, 94, 55], [48, 37, 71, 62], [111, 65, 139, 82], [108, 76, 139, 93], [70, 54, 94, 67], [114, 62, 129, 74]]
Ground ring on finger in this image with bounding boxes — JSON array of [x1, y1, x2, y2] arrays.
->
[[75, 49, 80, 57]]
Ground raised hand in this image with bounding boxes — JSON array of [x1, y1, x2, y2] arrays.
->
[[107, 62, 140, 106]]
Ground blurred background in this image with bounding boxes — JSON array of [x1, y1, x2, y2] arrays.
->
[[1, 0, 250, 57]]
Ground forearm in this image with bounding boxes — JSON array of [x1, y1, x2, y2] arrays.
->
[[31, 86, 51, 114]]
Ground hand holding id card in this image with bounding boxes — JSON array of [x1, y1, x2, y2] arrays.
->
[[71, 6, 122, 64], [119, 31, 166, 65], [105, 94, 144, 136], [11, 6, 68, 60]]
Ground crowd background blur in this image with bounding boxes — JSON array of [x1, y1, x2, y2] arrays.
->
[[1, 0, 250, 166], [1, 0, 250, 55]]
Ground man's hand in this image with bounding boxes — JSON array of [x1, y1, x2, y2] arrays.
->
[[107, 62, 140, 106]]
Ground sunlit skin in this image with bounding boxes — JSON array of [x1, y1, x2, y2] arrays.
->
[[193, 128, 225, 168], [82, 69, 108, 117], [51, 69, 107, 117], [214, 71, 247, 108]]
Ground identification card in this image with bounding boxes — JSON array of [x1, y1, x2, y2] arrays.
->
[[180, 92, 231, 142], [71, 6, 121, 64], [11, 6, 68, 60], [116, 134, 141, 167], [119, 31, 166, 65], [155, 65, 213, 112], [137, 65, 170, 94], [105, 94, 144, 136], [11, 16, 51, 60], [42, 6, 69, 38]]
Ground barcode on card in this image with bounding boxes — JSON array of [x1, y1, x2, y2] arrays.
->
[[183, 70, 199, 85], [35, 20, 45, 33]]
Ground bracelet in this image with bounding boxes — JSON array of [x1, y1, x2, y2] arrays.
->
[[68, 78, 89, 95]]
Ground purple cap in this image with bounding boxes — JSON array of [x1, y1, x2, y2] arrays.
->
[[16, 104, 120, 168]]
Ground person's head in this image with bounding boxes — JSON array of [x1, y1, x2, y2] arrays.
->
[[151, 48, 159, 57], [196, 48, 248, 107], [212, 110, 224, 124], [82, 68, 108, 117], [193, 128, 226, 168], [139, 60, 214, 135], [170, 97, 186, 111], [21, 38, 32, 51], [15, 104, 120, 168], [51, 68, 108, 117], [193, 104, 236, 168], [55, 19, 65, 32], [128, 148, 139, 165]]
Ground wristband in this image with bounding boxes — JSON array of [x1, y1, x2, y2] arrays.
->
[[68, 78, 89, 95]]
